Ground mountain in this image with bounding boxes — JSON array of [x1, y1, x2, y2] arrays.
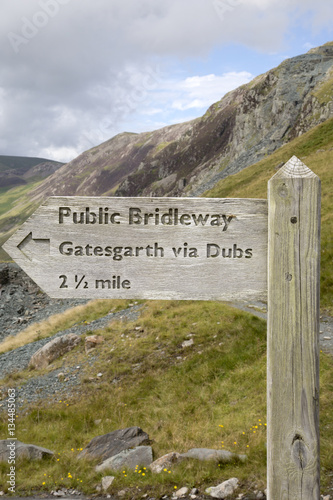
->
[[1, 42, 333, 264], [0, 155, 64, 189], [28, 42, 333, 202]]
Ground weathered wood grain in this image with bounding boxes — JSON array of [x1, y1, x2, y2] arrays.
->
[[3, 197, 268, 301], [267, 156, 321, 499]]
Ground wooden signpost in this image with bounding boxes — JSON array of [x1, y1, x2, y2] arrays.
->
[[267, 158, 321, 499], [3, 197, 268, 301], [2, 156, 321, 499]]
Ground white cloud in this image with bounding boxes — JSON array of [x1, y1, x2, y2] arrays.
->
[[141, 108, 164, 116], [303, 42, 315, 51], [170, 72, 253, 111], [0, 0, 332, 162], [39, 146, 79, 163]]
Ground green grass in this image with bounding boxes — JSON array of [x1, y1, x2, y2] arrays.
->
[[0, 183, 39, 219], [0, 300, 332, 497], [312, 68, 333, 105], [153, 142, 173, 155], [204, 117, 333, 313], [0, 181, 42, 261]]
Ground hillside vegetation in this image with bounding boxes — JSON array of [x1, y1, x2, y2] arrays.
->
[[0, 121, 332, 496], [0, 300, 332, 497], [0, 155, 58, 174], [1, 117, 332, 313], [0, 155, 64, 190], [0, 42, 332, 498], [204, 117, 333, 314], [0, 181, 42, 261]]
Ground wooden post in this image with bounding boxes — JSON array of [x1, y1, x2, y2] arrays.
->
[[267, 156, 321, 499]]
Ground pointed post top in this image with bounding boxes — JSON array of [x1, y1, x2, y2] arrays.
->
[[270, 155, 319, 180]]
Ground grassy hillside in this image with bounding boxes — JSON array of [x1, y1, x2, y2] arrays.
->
[[204, 117, 333, 314], [1, 117, 332, 313], [0, 155, 56, 174], [0, 300, 332, 496], [0, 115, 332, 494], [0, 181, 42, 262]]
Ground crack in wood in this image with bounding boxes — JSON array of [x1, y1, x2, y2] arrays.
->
[[292, 434, 308, 470]]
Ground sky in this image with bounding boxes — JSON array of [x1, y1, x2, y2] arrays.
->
[[0, 0, 333, 164]]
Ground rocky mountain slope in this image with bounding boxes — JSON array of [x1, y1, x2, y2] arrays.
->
[[28, 42, 333, 204], [0, 155, 64, 189], [1, 42, 333, 262]]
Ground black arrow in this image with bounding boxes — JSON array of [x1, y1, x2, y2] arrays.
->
[[17, 232, 50, 261]]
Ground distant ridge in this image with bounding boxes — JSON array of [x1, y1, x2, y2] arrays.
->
[[0, 155, 64, 189]]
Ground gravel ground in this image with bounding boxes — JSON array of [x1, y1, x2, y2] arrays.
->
[[0, 303, 142, 380], [0, 302, 143, 410], [0, 263, 88, 342], [0, 263, 143, 410]]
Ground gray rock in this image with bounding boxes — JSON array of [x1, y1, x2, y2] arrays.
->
[[96, 445, 153, 472], [150, 452, 183, 473], [29, 333, 81, 369], [101, 476, 115, 491], [85, 334, 105, 353], [0, 439, 54, 462], [189, 46, 333, 198], [181, 448, 247, 463], [78, 426, 150, 461], [52, 490, 66, 497], [182, 338, 194, 348], [206, 478, 239, 499], [175, 487, 189, 498]]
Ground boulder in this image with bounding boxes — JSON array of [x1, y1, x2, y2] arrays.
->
[[101, 476, 115, 491], [150, 452, 183, 473], [78, 426, 150, 461], [96, 446, 153, 472], [0, 439, 54, 461], [175, 487, 189, 498], [181, 448, 246, 463], [29, 333, 81, 369], [85, 335, 105, 353], [205, 478, 239, 499]]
